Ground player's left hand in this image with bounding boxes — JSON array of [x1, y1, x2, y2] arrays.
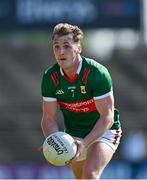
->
[[71, 139, 86, 162]]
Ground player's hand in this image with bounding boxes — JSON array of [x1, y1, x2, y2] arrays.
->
[[71, 139, 86, 162]]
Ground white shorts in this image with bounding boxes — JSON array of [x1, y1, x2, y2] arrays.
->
[[75, 129, 122, 162]]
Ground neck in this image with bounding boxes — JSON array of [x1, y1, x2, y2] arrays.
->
[[63, 57, 81, 79]]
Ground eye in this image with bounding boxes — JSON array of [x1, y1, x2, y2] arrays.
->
[[54, 45, 60, 50], [64, 44, 71, 49]]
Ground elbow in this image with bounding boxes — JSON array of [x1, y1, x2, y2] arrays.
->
[[107, 113, 114, 129], [106, 109, 114, 129], [102, 114, 114, 129], [41, 116, 47, 131], [41, 118, 44, 131], [108, 117, 114, 129]]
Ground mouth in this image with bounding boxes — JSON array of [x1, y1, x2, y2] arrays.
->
[[59, 58, 66, 61]]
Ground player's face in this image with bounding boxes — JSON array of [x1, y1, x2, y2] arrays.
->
[[53, 34, 81, 69]]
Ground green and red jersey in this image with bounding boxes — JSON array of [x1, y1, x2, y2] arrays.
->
[[41, 57, 121, 138]]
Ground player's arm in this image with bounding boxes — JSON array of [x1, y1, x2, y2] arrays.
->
[[83, 94, 114, 147], [41, 100, 59, 138], [73, 94, 114, 161]]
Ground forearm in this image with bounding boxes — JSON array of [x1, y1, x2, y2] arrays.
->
[[83, 115, 113, 147], [41, 117, 59, 138], [82, 95, 115, 147]]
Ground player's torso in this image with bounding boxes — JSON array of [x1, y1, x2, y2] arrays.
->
[[48, 57, 121, 137], [50, 59, 100, 137], [55, 71, 95, 113]]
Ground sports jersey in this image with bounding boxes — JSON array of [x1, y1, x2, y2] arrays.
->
[[41, 56, 121, 138]]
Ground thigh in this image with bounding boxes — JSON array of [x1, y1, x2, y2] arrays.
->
[[83, 141, 114, 178]]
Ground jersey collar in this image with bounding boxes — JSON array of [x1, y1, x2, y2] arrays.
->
[[60, 57, 83, 83]]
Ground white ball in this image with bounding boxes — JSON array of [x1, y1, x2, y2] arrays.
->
[[43, 131, 77, 166]]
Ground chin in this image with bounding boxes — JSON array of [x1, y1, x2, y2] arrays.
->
[[61, 63, 72, 69]]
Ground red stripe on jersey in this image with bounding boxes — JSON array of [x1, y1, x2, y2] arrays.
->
[[113, 130, 121, 145], [58, 98, 96, 113], [63, 73, 78, 83], [82, 67, 90, 84], [51, 72, 59, 87]]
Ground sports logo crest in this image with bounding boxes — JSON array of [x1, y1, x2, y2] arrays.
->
[[80, 86, 86, 94]]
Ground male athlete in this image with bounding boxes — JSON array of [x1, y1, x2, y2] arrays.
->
[[41, 23, 121, 179]]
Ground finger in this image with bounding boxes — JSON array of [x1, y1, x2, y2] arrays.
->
[[71, 150, 81, 162]]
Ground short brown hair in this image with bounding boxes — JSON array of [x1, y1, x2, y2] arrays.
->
[[52, 23, 83, 43]]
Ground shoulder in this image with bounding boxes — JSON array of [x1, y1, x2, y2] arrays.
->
[[42, 63, 60, 87], [43, 63, 60, 76], [82, 57, 113, 95], [82, 56, 109, 76]]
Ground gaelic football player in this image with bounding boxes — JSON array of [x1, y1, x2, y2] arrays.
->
[[41, 23, 121, 179]]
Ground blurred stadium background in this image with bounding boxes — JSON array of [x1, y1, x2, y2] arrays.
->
[[0, 0, 147, 179]]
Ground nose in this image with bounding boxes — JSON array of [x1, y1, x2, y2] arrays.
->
[[60, 47, 65, 55]]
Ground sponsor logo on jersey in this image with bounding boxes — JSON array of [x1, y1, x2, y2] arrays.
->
[[56, 90, 64, 95], [80, 86, 86, 94], [58, 98, 96, 113]]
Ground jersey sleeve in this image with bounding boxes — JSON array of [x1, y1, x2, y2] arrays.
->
[[41, 71, 57, 102], [92, 66, 113, 100]]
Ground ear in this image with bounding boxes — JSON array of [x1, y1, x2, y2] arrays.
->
[[77, 44, 82, 54]]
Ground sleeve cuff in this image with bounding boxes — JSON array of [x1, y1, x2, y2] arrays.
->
[[43, 97, 57, 102], [93, 91, 113, 100]]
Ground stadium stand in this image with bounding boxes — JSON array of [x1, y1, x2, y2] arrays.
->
[[0, 44, 147, 162]]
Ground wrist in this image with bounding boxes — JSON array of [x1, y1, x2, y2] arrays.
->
[[82, 139, 89, 148]]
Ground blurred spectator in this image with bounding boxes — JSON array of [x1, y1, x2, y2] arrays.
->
[[122, 129, 147, 162]]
